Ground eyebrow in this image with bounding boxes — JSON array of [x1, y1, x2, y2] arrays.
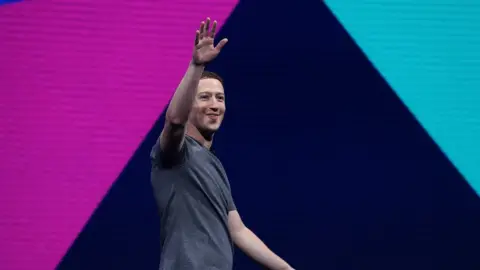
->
[[198, 91, 225, 96]]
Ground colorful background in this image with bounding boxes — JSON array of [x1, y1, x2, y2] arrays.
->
[[1, 1, 479, 270]]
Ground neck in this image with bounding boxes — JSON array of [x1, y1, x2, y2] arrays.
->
[[186, 123, 214, 149]]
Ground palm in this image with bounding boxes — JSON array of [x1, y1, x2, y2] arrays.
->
[[192, 18, 228, 65]]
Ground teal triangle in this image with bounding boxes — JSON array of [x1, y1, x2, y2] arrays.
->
[[324, 1, 480, 195]]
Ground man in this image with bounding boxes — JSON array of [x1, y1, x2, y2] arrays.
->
[[150, 18, 294, 270]]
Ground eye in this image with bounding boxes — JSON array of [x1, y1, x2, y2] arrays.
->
[[199, 95, 209, 100], [217, 95, 225, 101]]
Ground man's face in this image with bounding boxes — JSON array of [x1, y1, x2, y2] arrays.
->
[[189, 78, 226, 134]]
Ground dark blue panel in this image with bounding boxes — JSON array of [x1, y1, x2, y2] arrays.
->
[[57, 0, 480, 269], [0, 0, 21, 5]]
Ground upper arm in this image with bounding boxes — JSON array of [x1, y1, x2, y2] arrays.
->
[[154, 120, 186, 167], [228, 210, 246, 235], [160, 120, 186, 153]]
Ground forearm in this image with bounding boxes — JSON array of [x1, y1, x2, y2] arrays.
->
[[165, 61, 205, 124], [232, 227, 292, 270]]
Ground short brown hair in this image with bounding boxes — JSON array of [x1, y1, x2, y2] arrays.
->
[[201, 71, 224, 86]]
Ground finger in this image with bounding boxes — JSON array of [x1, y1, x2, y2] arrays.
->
[[199, 21, 205, 38], [205, 17, 211, 36], [194, 30, 200, 45], [215, 38, 228, 51], [210, 20, 217, 38]]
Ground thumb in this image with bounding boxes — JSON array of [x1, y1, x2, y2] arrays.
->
[[215, 38, 228, 51]]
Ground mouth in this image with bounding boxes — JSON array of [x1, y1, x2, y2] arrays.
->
[[206, 114, 220, 120]]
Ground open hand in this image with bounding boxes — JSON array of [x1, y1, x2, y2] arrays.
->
[[192, 17, 228, 65]]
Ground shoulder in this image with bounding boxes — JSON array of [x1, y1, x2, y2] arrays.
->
[[151, 137, 196, 169], [183, 135, 197, 147]]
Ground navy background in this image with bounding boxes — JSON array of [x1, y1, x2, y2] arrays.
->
[[0, 0, 20, 5], [57, 1, 480, 269]]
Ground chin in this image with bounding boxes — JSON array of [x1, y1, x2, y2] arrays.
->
[[197, 122, 219, 131], [197, 126, 219, 140], [202, 121, 221, 132], [205, 126, 220, 133]]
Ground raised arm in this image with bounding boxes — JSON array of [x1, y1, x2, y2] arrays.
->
[[159, 18, 228, 160], [159, 62, 203, 157]]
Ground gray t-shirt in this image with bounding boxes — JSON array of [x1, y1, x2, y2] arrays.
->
[[150, 135, 236, 270]]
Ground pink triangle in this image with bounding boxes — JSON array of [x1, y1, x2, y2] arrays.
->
[[0, 1, 238, 269]]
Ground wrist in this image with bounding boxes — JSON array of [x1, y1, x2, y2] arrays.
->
[[190, 58, 206, 68]]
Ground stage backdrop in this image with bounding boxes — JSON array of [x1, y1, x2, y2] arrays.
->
[[1, 1, 479, 270]]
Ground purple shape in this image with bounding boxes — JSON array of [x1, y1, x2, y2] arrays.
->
[[0, 1, 237, 269]]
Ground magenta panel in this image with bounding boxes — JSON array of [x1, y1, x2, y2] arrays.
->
[[0, 1, 237, 269]]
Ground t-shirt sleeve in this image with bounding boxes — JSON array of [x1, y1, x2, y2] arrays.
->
[[150, 141, 162, 163], [150, 139, 187, 169], [225, 179, 237, 211], [227, 194, 237, 211]]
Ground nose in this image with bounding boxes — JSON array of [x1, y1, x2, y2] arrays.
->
[[207, 103, 220, 115], [208, 98, 221, 110]]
